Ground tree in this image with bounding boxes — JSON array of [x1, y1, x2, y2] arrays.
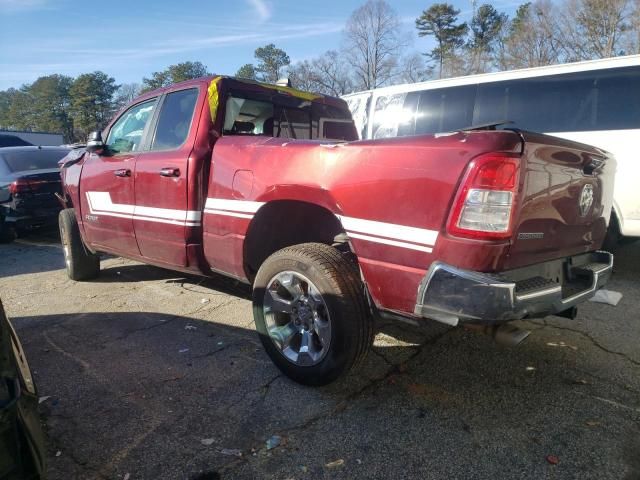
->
[[468, 4, 508, 73], [344, 0, 405, 89], [630, 0, 640, 54], [142, 61, 210, 91], [399, 53, 432, 84], [416, 3, 468, 78], [287, 61, 318, 92], [24, 75, 75, 141], [289, 51, 354, 96], [558, 0, 636, 60], [499, 1, 561, 69], [254, 44, 290, 83], [113, 83, 142, 112], [235, 63, 258, 80], [0, 88, 39, 131], [311, 50, 354, 96], [70, 71, 119, 140]]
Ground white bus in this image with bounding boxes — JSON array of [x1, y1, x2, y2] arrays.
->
[[343, 55, 640, 241]]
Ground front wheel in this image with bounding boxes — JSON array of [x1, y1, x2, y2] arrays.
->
[[0, 220, 16, 243], [252, 243, 373, 386], [59, 208, 100, 281]]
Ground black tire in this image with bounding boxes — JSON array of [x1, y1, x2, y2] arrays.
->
[[252, 243, 373, 386], [0, 220, 16, 243], [58, 208, 100, 281], [602, 213, 621, 252]]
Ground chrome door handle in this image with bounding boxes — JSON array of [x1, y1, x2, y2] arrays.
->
[[114, 169, 131, 177], [160, 167, 180, 177]]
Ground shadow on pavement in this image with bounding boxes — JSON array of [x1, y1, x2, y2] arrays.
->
[[96, 264, 253, 300], [10, 306, 640, 480], [0, 241, 64, 278]]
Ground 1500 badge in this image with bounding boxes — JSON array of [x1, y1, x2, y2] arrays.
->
[[518, 232, 544, 240]]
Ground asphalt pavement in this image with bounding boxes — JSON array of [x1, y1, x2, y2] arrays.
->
[[1, 232, 638, 480]]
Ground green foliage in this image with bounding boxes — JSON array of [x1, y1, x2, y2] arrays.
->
[[26, 75, 75, 141], [254, 44, 290, 83], [0, 89, 24, 130], [235, 63, 258, 80], [142, 61, 210, 92], [416, 3, 468, 77], [469, 4, 507, 53], [510, 2, 531, 35], [69, 71, 119, 141]]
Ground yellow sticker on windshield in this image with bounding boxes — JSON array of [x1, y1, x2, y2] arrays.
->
[[207, 76, 222, 123]]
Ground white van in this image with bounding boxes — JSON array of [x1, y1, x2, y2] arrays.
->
[[343, 55, 640, 241]]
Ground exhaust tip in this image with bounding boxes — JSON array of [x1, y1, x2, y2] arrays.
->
[[493, 324, 531, 347], [464, 323, 531, 347]]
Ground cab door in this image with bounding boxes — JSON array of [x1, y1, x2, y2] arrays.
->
[[79, 98, 157, 256], [132, 87, 201, 267]]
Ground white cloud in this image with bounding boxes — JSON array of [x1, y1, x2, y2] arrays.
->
[[247, 0, 271, 22], [31, 21, 343, 61]]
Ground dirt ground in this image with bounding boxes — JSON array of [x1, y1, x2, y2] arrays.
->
[[1, 232, 639, 480]]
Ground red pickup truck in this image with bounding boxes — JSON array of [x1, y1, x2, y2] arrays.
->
[[58, 76, 615, 385]]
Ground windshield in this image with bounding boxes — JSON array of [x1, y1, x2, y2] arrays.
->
[[1, 149, 69, 172]]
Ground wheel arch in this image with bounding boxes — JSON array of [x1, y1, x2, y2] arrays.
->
[[243, 196, 350, 281], [610, 201, 625, 236]]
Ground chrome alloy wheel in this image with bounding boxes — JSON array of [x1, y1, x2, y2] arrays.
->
[[263, 271, 332, 366]]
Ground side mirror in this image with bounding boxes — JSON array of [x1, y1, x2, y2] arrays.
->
[[86, 131, 105, 153]]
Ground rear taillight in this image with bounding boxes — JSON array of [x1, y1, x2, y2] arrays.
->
[[8, 179, 48, 196], [447, 153, 520, 240]]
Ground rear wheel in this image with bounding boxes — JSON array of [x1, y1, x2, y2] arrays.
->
[[58, 208, 100, 281], [602, 213, 621, 252], [252, 243, 373, 386]]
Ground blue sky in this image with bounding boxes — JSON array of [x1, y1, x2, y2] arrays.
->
[[0, 0, 522, 90]]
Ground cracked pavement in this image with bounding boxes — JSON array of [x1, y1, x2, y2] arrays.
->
[[1, 233, 639, 479]]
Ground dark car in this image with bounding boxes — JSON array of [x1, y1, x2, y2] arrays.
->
[[0, 135, 33, 148], [0, 146, 70, 242], [0, 299, 46, 479]]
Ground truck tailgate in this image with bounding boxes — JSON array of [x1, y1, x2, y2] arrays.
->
[[506, 131, 616, 269]]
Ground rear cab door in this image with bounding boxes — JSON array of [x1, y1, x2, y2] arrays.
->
[[79, 97, 158, 255], [132, 85, 203, 267]]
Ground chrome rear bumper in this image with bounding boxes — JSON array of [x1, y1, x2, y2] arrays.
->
[[414, 251, 613, 326]]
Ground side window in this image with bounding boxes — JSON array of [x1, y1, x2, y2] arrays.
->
[[371, 92, 409, 139], [415, 85, 476, 134], [396, 92, 420, 137], [595, 66, 640, 130], [475, 74, 597, 133], [345, 93, 372, 139], [106, 99, 156, 154], [474, 82, 509, 127], [151, 88, 199, 150]]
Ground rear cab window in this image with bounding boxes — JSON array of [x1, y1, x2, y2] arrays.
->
[[222, 82, 356, 141]]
